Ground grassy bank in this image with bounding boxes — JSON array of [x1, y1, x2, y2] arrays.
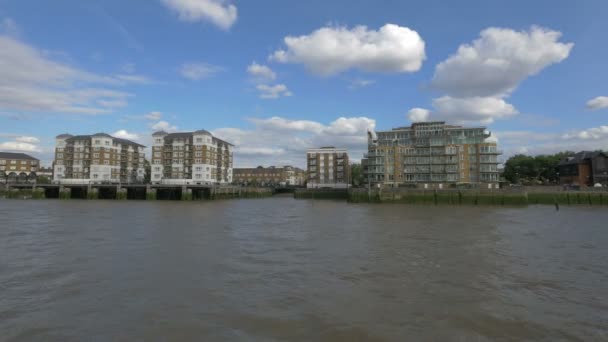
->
[[348, 190, 608, 206], [1, 188, 46, 200]]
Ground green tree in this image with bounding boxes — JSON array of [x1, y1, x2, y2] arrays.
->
[[503, 151, 575, 184], [350, 163, 364, 187]]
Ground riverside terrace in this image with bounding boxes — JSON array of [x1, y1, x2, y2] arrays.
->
[[1, 182, 273, 200], [2, 181, 608, 207]]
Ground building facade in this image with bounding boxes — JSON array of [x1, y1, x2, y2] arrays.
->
[[0, 152, 39, 183], [557, 151, 608, 187], [151, 130, 233, 185], [53, 133, 145, 184], [363, 122, 500, 188], [233, 165, 305, 186], [306, 147, 350, 188]]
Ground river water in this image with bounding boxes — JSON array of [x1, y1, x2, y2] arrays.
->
[[1, 198, 607, 341]]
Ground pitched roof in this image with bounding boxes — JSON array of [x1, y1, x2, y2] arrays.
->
[[0, 152, 39, 161], [558, 151, 607, 166], [64, 133, 145, 147]]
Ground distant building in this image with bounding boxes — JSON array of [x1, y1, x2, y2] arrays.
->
[[0, 152, 39, 182], [233, 165, 305, 186], [37, 167, 53, 177], [557, 151, 608, 187], [151, 130, 233, 185], [364, 121, 500, 189], [306, 147, 350, 188], [53, 133, 145, 184]]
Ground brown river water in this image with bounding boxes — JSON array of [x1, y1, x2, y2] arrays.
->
[[1, 198, 607, 341]]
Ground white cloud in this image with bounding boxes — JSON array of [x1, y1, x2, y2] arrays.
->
[[0, 35, 148, 115], [407, 97, 518, 125], [179, 62, 223, 80], [407, 108, 430, 122], [0, 141, 40, 152], [256, 84, 292, 99], [562, 125, 608, 140], [15, 136, 40, 143], [247, 62, 276, 82], [151, 120, 178, 132], [112, 129, 139, 140], [114, 74, 152, 84], [270, 24, 426, 76], [161, 0, 237, 30], [431, 26, 573, 98], [405, 26, 571, 126], [212, 116, 376, 167], [145, 111, 163, 120], [586, 96, 608, 111]]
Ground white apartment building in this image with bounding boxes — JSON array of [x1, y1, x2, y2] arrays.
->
[[151, 130, 233, 185], [53, 133, 145, 184]]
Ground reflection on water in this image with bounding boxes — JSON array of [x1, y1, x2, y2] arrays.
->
[[1, 199, 607, 341]]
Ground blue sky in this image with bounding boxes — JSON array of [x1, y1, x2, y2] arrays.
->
[[1, 0, 607, 167]]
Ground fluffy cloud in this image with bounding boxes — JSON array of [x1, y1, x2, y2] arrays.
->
[[145, 111, 163, 120], [161, 0, 237, 30], [179, 62, 223, 80], [0, 141, 40, 152], [407, 97, 518, 125], [432, 26, 573, 98], [247, 62, 276, 82], [151, 120, 178, 132], [112, 130, 139, 140], [408, 26, 571, 125], [0, 35, 148, 115], [256, 84, 292, 99], [562, 125, 608, 140], [586, 96, 608, 111], [270, 24, 426, 76], [14, 136, 40, 143], [407, 108, 430, 122], [212, 116, 375, 167]]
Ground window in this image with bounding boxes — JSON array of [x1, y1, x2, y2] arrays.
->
[[94, 140, 101, 144], [105, 141, 110, 146], [196, 138, 203, 143], [155, 138, 162, 144], [104, 160, 109, 165], [93, 153, 99, 158]]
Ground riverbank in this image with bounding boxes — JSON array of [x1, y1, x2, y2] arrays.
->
[[347, 188, 608, 206]]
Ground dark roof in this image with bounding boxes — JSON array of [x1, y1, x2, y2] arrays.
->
[[165, 132, 193, 139], [64, 133, 145, 147], [92, 132, 113, 138], [194, 129, 211, 135], [558, 151, 608, 166], [0, 152, 39, 161], [56, 133, 73, 139], [152, 131, 168, 136]]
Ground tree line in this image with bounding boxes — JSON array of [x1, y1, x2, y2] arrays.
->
[[502, 152, 575, 184]]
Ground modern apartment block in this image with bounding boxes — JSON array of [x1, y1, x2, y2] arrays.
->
[[306, 147, 350, 188], [233, 165, 305, 186], [0, 152, 39, 182], [151, 130, 233, 185], [363, 121, 500, 188], [53, 133, 145, 184]]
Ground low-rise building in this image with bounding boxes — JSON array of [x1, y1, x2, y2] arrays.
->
[[0, 152, 39, 182], [558, 151, 608, 187], [151, 130, 233, 185], [306, 147, 350, 188], [364, 121, 501, 189], [233, 165, 305, 186], [53, 133, 145, 184]]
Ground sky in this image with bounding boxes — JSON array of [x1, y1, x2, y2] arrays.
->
[[0, 0, 607, 168]]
